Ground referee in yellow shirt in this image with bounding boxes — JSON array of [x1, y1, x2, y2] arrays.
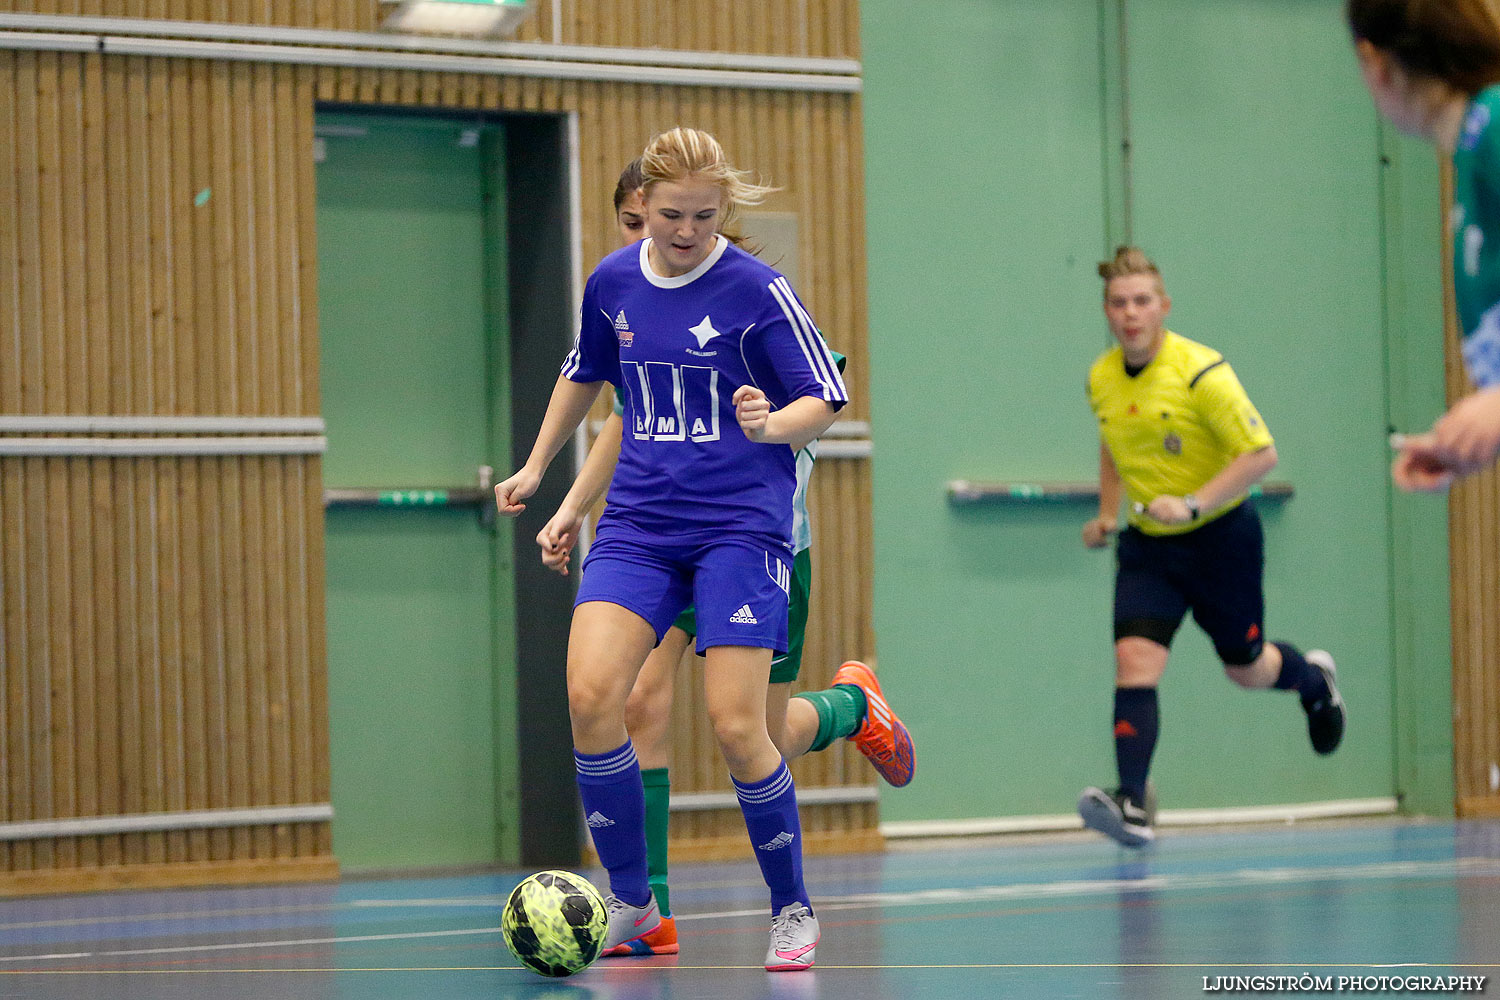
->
[[1077, 247, 1346, 848]]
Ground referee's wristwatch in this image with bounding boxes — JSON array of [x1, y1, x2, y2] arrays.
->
[[1183, 494, 1201, 520]]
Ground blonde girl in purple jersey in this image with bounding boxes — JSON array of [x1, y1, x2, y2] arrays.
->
[[496, 129, 844, 970], [537, 160, 914, 958]]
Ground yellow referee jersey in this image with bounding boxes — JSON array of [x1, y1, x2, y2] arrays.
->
[[1088, 330, 1273, 537]]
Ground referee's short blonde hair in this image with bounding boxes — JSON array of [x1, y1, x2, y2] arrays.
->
[[1098, 246, 1164, 295]]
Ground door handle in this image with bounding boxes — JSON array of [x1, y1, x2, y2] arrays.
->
[[325, 465, 497, 526]]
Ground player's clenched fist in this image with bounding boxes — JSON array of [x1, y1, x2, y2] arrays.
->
[[733, 385, 772, 441], [494, 467, 541, 516]]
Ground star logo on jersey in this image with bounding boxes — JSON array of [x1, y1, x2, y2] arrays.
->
[[688, 315, 722, 349]]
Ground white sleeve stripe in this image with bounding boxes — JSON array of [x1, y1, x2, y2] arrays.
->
[[769, 277, 847, 402], [776, 276, 847, 399], [561, 339, 583, 379], [769, 277, 834, 396]]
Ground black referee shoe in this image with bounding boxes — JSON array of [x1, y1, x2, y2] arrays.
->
[[1302, 650, 1345, 755], [1078, 787, 1154, 847]]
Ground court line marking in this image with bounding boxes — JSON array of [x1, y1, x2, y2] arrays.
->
[[3, 856, 1498, 965], [4, 962, 1500, 976], [0, 901, 398, 933], [0, 825, 1475, 932], [0, 926, 501, 963]]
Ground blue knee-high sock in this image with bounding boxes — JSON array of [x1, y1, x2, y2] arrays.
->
[[734, 759, 810, 914], [575, 742, 651, 907]]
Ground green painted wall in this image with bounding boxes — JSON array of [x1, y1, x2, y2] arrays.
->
[[863, 0, 1453, 822]]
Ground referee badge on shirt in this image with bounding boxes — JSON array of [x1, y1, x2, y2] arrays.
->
[[1163, 432, 1182, 455]]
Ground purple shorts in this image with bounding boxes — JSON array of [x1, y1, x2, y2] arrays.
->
[[576, 524, 791, 654]]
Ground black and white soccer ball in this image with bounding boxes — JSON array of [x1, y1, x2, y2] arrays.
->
[[501, 870, 608, 977]]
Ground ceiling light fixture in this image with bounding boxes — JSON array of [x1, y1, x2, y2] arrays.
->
[[380, 0, 535, 39]]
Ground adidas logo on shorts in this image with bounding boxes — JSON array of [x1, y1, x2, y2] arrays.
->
[[730, 604, 759, 625], [586, 811, 616, 829], [757, 831, 796, 851]]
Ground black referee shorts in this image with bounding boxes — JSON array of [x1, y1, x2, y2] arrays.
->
[[1112, 501, 1266, 666]]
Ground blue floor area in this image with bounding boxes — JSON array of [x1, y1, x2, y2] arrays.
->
[[1, 818, 1497, 999]]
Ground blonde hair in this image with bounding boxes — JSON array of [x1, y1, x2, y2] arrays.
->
[[1098, 246, 1164, 294], [639, 127, 777, 231], [1347, 0, 1500, 96]]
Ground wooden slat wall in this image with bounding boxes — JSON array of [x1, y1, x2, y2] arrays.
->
[[2, 1, 873, 885], [11, 1, 861, 59], [0, 48, 333, 894], [1442, 163, 1500, 818]]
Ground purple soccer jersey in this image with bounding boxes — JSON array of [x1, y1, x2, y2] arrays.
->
[[563, 236, 846, 546]]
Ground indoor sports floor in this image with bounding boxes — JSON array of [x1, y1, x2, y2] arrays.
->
[[2, 817, 1497, 999]]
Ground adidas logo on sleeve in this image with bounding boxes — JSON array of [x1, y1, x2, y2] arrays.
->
[[729, 604, 759, 625], [586, 811, 616, 828]]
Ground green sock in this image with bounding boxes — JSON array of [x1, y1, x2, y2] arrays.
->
[[641, 767, 672, 917], [796, 684, 868, 752]]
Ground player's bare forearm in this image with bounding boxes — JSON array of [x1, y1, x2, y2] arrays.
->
[[1097, 443, 1122, 525], [562, 411, 623, 513], [495, 376, 603, 516], [1196, 444, 1277, 511], [522, 376, 605, 476], [761, 396, 838, 448], [1083, 442, 1121, 548]]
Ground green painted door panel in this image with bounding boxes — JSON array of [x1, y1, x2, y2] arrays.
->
[[317, 113, 517, 869], [863, 0, 1114, 823]]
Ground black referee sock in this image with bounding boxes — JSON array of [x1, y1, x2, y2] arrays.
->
[[1271, 641, 1330, 703], [1113, 687, 1159, 806]]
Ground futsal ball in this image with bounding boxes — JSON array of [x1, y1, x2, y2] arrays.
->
[[502, 870, 608, 978]]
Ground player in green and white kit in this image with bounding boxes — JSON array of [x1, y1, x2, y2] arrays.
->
[[531, 160, 915, 957], [1348, 0, 1500, 488]]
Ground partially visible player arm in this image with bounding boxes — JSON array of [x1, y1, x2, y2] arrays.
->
[[1083, 442, 1121, 549], [1424, 97, 1500, 482], [494, 375, 604, 516], [1429, 385, 1500, 477], [537, 412, 623, 575], [1144, 444, 1277, 525], [733, 388, 838, 449], [1391, 430, 1459, 492]]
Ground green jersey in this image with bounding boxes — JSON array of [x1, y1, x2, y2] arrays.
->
[[1453, 84, 1500, 388]]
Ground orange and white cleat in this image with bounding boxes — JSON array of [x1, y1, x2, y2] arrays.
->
[[831, 660, 916, 787], [602, 914, 679, 957]]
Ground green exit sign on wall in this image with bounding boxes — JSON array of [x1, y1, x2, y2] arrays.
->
[[380, 0, 534, 38]]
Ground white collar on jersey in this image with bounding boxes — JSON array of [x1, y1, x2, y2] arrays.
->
[[638, 234, 728, 289]]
